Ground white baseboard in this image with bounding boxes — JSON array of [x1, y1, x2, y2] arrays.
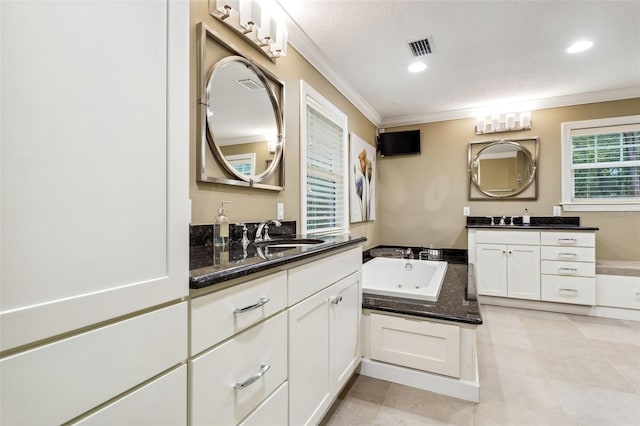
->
[[478, 296, 640, 321], [358, 358, 479, 403]]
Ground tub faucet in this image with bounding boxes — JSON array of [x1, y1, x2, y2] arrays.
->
[[255, 220, 282, 242], [396, 248, 413, 259]]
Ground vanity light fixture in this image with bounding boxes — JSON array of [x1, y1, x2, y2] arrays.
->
[[210, 0, 287, 62], [566, 40, 593, 54], [475, 111, 532, 134]]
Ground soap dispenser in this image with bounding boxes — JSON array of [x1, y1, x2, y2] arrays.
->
[[523, 208, 530, 226], [215, 201, 230, 246]]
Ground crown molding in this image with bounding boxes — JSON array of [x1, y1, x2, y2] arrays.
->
[[276, 3, 639, 131], [380, 86, 640, 129], [278, 5, 382, 127]]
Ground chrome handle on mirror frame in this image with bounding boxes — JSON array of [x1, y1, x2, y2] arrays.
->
[[233, 364, 271, 390], [234, 297, 270, 314]]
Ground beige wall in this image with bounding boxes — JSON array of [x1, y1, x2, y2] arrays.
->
[[189, 1, 638, 260], [189, 0, 379, 248], [378, 98, 640, 261]]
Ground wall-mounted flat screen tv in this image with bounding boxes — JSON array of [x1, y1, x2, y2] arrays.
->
[[377, 130, 421, 157]]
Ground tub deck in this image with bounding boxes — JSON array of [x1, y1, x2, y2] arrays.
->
[[362, 247, 482, 325]]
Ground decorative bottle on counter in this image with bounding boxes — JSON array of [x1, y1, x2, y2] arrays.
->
[[215, 200, 230, 246], [522, 208, 530, 225]]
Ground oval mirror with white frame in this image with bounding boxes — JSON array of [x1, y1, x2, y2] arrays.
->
[[468, 138, 539, 200], [205, 55, 284, 183]]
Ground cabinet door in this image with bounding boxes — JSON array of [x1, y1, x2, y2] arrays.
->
[[475, 244, 507, 296], [0, 0, 189, 351], [329, 271, 362, 394], [288, 285, 333, 426], [507, 244, 541, 300]]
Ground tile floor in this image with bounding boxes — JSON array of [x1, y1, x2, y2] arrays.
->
[[320, 305, 640, 426]]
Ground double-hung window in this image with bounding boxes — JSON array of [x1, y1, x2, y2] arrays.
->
[[300, 81, 349, 235], [561, 115, 640, 211]]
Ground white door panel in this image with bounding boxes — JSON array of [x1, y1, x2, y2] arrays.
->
[[0, 0, 189, 350]]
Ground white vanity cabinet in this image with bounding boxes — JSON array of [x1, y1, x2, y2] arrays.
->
[[288, 247, 362, 426], [540, 232, 596, 305], [469, 228, 598, 307], [473, 231, 541, 300], [188, 245, 363, 426]]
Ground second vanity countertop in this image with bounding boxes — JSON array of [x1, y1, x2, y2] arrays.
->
[[190, 234, 367, 290], [466, 215, 599, 231]]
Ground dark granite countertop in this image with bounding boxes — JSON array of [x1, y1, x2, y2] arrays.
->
[[362, 248, 482, 325], [467, 224, 599, 230], [189, 234, 367, 289], [465, 215, 599, 231]]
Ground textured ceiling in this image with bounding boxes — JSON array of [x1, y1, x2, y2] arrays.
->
[[278, 0, 640, 127]]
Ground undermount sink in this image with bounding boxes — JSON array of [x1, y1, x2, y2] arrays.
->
[[256, 238, 325, 248]]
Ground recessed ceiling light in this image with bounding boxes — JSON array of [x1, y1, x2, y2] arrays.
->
[[408, 61, 427, 73], [566, 40, 593, 54]]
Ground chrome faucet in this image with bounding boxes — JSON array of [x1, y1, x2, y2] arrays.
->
[[255, 220, 282, 242]]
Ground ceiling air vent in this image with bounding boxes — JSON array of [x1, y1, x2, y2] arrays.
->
[[237, 78, 264, 90], [408, 37, 432, 57]]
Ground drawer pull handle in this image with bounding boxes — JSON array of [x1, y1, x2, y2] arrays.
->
[[330, 295, 343, 304], [559, 288, 579, 296], [558, 267, 578, 275], [558, 252, 577, 258], [558, 238, 577, 245], [234, 298, 270, 314], [234, 364, 271, 390]]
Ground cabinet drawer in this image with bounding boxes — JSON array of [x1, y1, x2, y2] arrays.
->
[[370, 313, 460, 378], [540, 232, 595, 247], [540, 246, 595, 262], [239, 381, 288, 426], [288, 246, 361, 305], [191, 312, 287, 426], [0, 303, 187, 425], [596, 275, 640, 310], [191, 271, 287, 355], [475, 230, 540, 245], [541, 260, 595, 277], [75, 365, 186, 426], [541, 275, 596, 305]]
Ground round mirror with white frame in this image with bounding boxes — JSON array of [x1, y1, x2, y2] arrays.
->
[[469, 139, 538, 199], [205, 56, 284, 183]]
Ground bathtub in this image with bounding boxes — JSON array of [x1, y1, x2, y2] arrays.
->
[[362, 257, 448, 302]]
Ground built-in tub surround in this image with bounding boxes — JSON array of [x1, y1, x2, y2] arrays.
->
[[361, 247, 481, 325], [360, 246, 481, 402]]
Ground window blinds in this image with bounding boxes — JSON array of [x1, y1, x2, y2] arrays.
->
[[571, 124, 640, 200], [305, 104, 346, 234]]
